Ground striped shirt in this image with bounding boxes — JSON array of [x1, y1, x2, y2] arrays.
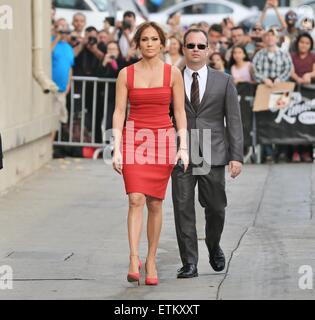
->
[[252, 47, 293, 83]]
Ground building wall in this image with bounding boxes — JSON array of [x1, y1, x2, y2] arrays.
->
[[0, 0, 58, 194]]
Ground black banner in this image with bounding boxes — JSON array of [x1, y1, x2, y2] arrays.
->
[[236, 83, 315, 146], [256, 86, 315, 145]]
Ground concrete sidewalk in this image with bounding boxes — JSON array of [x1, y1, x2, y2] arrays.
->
[[0, 159, 314, 300]]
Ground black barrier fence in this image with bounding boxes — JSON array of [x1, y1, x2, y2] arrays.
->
[[237, 82, 315, 162], [54, 77, 314, 162]]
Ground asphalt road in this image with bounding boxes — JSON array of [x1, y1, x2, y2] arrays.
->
[[0, 159, 314, 300]]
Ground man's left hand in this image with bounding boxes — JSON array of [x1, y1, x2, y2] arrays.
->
[[229, 161, 242, 179]]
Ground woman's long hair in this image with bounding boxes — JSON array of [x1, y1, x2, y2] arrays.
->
[[228, 45, 250, 70], [295, 32, 314, 54]]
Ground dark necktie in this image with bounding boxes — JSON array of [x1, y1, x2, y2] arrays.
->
[[191, 72, 200, 111]]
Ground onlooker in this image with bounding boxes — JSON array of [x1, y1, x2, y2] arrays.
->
[[225, 26, 254, 61], [166, 12, 182, 37], [197, 21, 210, 34], [73, 26, 106, 76], [124, 40, 141, 66], [221, 17, 235, 39], [118, 11, 137, 58], [285, 10, 299, 41], [208, 24, 223, 56], [290, 33, 315, 163], [249, 22, 265, 56], [98, 30, 111, 53], [72, 12, 86, 37], [229, 46, 254, 84], [103, 16, 116, 34], [253, 28, 292, 87], [218, 35, 231, 56], [291, 33, 315, 85], [164, 35, 185, 70], [96, 41, 126, 143], [209, 52, 228, 73], [253, 27, 293, 163], [51, 19, 74, 138]]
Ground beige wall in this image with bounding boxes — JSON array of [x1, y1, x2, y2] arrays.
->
[[0, 0, 58, 194]]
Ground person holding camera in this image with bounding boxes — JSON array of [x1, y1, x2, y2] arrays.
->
[[96, 41, 126, 144], [118, 11, 137, 58], [249, 23, 265, 56], [73, 26, 106, 76], [103, 17, 117, 41]]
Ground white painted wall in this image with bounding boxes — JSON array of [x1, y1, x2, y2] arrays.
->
[[0, 0, 58, 194]]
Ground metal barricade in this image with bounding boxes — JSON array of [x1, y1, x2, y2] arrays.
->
[[53, 76, 116, 159]]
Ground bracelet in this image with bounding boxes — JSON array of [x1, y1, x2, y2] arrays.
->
[[179, 147, 188, 151]]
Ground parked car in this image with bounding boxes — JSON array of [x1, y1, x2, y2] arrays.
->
[[239, 3, 315, 33], [54, 0, 147, 30], [148, 0, 258, 29], [239, 7, 291, 32], [301, 0, 315, 12]]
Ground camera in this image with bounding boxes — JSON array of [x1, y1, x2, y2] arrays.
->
[[252, 36, 262, 43], [110, 55, 116, 59], [88, 36, 98, 46], [122, 20, 132, 30]]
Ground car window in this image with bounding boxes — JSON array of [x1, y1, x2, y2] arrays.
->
[[308, 3, 315, 10], [182, 4, 207, 15], [54, 0, 91, 10], [205, 4, 233, 14], [91, 0, 108, 12]]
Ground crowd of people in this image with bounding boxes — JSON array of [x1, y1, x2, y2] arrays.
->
[[51, 0, 315, 163]]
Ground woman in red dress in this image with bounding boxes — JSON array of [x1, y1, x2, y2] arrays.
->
[[112, 22, 188, 286]]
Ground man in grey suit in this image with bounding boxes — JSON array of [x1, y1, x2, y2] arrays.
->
[[172, 29, 244, 278]]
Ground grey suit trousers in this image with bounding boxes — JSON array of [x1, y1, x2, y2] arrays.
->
[[171, 164, 227, 266]]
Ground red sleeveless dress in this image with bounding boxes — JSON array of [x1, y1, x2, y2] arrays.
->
[[122, 63, 176, 200]]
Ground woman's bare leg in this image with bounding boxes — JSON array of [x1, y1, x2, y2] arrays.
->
[[146, 196, 163, 277], [128, 193, 145, 273]]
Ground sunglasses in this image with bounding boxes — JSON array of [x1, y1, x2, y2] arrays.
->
[[186, 43, 207, 50], [287, 15, 297, 20], [253, 27, 263, 31]]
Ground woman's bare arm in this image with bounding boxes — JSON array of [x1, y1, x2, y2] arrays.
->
[[112, 68, 128, 173], [171, 66, 187, 150]]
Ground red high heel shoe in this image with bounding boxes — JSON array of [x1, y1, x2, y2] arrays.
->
[[145, 261, 159, 286], [127, 256, 142, 285]]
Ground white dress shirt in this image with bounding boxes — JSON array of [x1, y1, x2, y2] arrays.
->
[[184, 64, 208, 103]]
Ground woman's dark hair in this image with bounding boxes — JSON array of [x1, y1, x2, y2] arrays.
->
[[169, 35, 183, 56], [229, 45, 250, 69], [133, 22, 166, 49], [210, 52, 226, 68], [295, 32, 314, 53]]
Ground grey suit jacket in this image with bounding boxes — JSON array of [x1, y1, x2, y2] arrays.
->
[[174, 66, 244, 166]]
